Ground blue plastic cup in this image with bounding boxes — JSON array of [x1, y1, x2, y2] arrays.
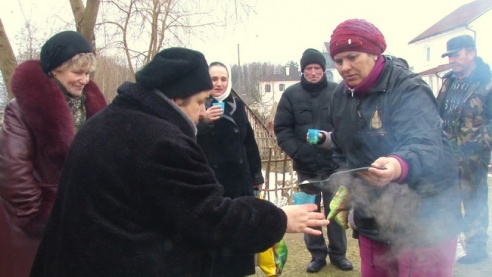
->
[[307, 129, 320, 144], [293, 191, 316, 205], [212, 102, 225, 117]]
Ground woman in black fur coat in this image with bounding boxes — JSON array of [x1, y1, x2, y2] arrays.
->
[[29, 47, 328, 277]]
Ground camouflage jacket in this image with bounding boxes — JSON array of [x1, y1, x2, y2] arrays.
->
[[437, 57, 492, 166]]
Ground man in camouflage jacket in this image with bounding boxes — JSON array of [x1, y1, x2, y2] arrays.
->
[[437, 35, 492, 264]]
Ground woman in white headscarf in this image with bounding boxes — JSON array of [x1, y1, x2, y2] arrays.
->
[[197, 62, 264, 277]]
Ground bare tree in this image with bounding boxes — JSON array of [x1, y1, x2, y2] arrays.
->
[[0, 78, 8, 107], [0, 0, 255, 101], [0, 19, 17, 100], [15, 22, 43, 63], [70, 0, 101, 45], [231, 62, 278, 105], [93, 55, 133, 101], [98, 0, 228, 76]]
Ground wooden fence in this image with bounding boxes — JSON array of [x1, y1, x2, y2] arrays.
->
[[260, 148, 298, 203], [239, 93, 298, 203]]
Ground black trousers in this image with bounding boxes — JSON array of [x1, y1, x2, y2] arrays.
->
[[298, 171, 348, 262]]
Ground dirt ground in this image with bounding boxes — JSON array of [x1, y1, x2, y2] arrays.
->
[[250, 179, 492, 277]]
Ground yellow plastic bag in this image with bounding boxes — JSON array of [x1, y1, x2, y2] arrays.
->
[[256, 192, 288, 276], [258, 240, 287, 276]]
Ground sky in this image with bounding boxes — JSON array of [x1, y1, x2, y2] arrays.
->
[[191, 0, 474, 66], [0, 0, 475, 67]]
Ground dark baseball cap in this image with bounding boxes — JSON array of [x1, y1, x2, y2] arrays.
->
[[441, 35, 476, 58]]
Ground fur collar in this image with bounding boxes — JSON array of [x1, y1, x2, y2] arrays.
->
[[116, 81, 197, 138], [9, 60, 107, 165]]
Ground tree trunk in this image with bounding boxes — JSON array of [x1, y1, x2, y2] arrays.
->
[[70, 0, 101, 48], [0, 19, 17, 100]]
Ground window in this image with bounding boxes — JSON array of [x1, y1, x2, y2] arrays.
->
[[426, 47, 431, 62], [279, 84, 285, 91], [265, 84, 271, 92]]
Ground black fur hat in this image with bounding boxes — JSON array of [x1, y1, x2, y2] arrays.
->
[[40, 31, 93, 73], [135, 47, 213, 98], [300, 48, 326, 72]]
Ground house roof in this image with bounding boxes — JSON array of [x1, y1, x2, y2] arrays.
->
[[418, 63, 451, 75], [259, 74, 299, 82], [408, 0, 492, 44]]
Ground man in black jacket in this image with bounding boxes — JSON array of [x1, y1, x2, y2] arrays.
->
[[274, 48, 353, 272]]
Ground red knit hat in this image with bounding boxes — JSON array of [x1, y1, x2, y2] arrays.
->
[[329, 19, 386, 59]]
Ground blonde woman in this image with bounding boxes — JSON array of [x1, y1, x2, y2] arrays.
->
[[0, 31, 106, 277]]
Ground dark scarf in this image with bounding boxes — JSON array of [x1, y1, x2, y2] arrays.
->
[[301, 74, 328, 92], [345, 55, 385, 96]]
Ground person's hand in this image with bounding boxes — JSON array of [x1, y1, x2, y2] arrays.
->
[[357, 157, 401, 187], [281, 204, 329, 235], [203, 105, 223, 123]]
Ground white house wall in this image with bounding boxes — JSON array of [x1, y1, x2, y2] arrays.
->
[[409, 9, 492, 95], [258, 80, 298, 103], [256, 68, 343, 119], [257, 80, 298, 117], [410, 30, 472, 74], [469, 10, 492, 65]]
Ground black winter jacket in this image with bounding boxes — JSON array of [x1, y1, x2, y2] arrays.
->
[[330, 57, 463, 247], [196, 92, 264, 277], [197, 92, 264, 199], [29, 82, 287, 277], [274, 79, 339, 176]]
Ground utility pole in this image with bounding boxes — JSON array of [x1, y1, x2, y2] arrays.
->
[[237, 43, 242, 91]]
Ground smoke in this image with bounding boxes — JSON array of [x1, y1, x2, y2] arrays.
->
[[323, 172, 445, 252]]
